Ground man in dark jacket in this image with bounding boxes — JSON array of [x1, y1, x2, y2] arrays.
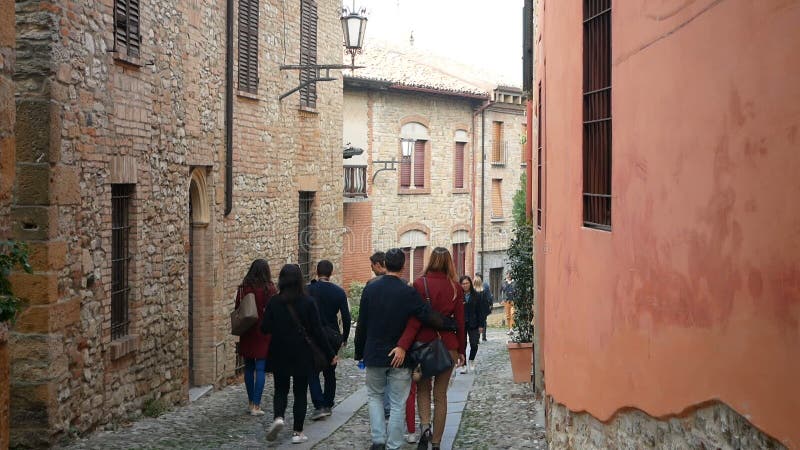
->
[[308, 260, 351, 420], [354, 248, 432, 450]]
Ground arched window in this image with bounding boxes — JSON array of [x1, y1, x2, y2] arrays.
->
[[452, 230, 470, 277], [399, 122, 430, 191], [399, 228, 428, 282]]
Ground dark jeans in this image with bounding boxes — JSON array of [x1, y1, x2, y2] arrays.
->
[[273, 372, 309, 432], [467, 327, 480, 361], [309, 365, 336, 409]]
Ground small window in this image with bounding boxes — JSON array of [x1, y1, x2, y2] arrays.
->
[[582, 0, 612, 230], [491, 179, 503, 218], [111, 184, 134, 340], [454, 142, 465, 189], [492, 121, 505, 165], [238, 0, 260, 94], [114, 0, 142, 57], [299, 0, 318, 108]]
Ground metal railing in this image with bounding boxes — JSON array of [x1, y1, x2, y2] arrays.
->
[[344, 165, 367, 197]]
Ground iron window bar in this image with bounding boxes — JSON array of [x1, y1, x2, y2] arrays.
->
[[111, 185, 133, 340]]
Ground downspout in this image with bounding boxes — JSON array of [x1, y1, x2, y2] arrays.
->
[[480, 109, 485, 276], [224, 0, 234, 216]]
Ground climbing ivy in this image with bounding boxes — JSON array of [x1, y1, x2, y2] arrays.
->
[[0, 240, 33, 323]]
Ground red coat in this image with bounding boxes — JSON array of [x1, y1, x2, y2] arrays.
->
[[236, 283, 277, 359], [398, 272, 466, 356]]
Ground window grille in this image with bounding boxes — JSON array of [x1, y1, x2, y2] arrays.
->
[[454, 142, 465, 189], [298, 192, 314, 281], [111, 184, 134, 340], [536, 82, 543, 229], [238, 0, 260, 93], [299, 0, 318, 108], [114, 0, 141, 57], [583, 0, 612, 230]]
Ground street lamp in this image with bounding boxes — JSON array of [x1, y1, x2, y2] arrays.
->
[[341, 2, 367, 68]]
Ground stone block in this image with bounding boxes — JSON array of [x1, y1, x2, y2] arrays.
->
[[15, 297, 78, 333], [15, 99, 51, 163], [26, 241, 67, 271], [0, 0, 13, 48], [51, 164, 80, 204], [0, 135, 14, 199], [7, 272, 58, 305], [0, 76, 13, 131], [11, 205, 55, 240], [9, 382, 52, 427], [15, 163, 50, 205]]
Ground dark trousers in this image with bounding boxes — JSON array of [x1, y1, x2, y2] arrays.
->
[[467, 327, 480, 361], [273, 372, 309, 432], [309, 365, 336, 409]]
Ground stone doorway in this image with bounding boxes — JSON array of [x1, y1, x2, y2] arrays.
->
[[188, 169, 213, 394]]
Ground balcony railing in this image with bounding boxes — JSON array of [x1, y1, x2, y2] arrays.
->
[[344, 165, 367, 198]]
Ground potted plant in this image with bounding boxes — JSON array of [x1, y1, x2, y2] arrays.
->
[[506, 174, 534, 383]]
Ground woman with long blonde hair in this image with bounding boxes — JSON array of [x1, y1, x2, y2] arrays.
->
[[397, 247, 465, 450]]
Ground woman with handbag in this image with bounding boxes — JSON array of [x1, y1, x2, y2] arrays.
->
[[458, 276, 484, 374], [261, 264, 338, 444], [236, 259, 277, 416], [398, 247, 465, 450]]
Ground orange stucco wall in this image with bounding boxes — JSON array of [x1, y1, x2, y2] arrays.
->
[[535, 1, 800, 447]]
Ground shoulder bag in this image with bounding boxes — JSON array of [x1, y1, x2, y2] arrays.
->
[[230, 286, 258, 336], [420, 277, 459, 332], [286, 302, 329, 373]]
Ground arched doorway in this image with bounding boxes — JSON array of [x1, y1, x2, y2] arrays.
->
[[188, 169, 211, 389]]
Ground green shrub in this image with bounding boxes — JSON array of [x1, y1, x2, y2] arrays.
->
[[0, 241, 33, 323], [507, 172, 534, 343], [142, 398, 169, 418], [348, 282, 365, 323]]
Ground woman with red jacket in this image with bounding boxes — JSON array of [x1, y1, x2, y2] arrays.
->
[[397, 247, 465, 450], [235, 259, 277, 416]]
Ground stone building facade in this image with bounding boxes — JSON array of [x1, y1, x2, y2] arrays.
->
[[341, 44, 525, 292], [7, 0, 343, 445]]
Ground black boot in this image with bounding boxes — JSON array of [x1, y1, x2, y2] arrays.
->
[[417, 427, 432, 450]]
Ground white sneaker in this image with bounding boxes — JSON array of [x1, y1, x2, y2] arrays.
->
[[459, 365, 468, 374], [266, 417, 285, 441], [405, 432, 418, 443], [291, 432, 308, 444], [469, 361, 476, 372], [250, 406, 265, 416]]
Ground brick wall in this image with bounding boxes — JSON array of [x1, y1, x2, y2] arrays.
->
[[342, 201, 373, 292], [9, 0, 343, 445]]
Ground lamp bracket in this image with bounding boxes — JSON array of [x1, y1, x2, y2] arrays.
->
[[278, 64, 365, 101], [372, 158, 407, 182]]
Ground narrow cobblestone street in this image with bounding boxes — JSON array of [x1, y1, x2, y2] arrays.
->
[[58, 329, 545, 449]]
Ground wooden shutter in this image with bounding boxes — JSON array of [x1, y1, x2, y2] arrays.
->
[[413, 247, 425, 280], [492, 122, 503, 163], [238, 0, 259, 94], [401, 248, 411, 282], [300, 0, 318, 108], [114, 0, 141, 57], [413, 140, 425, 188], [492, 179, 503, 218], [453, 243, 466, 277], [400, 153, 411, 187], [454, 142, 465, 189], [582, 0, 612, 229]]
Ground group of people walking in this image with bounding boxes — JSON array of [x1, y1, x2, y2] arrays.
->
[[233, 246, 495, 449]]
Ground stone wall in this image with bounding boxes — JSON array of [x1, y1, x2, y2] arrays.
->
[[546, 398, 786, 450], [9, 0, 343, 446]]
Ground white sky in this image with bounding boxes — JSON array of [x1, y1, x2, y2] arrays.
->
[[350, 0, 524, 86]]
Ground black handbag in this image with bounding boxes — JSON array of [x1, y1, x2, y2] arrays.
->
[[409, 337, 454, 379], [323, 324, 343, 351], [286, 303, 329, 373], [421, 277, 458, 332]]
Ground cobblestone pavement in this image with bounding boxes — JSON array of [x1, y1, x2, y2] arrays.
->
[[58, 343, 366, 450], [58, 327, 547, 450], [317, 328, 547, 450]]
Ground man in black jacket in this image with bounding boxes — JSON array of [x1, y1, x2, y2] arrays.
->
[[354, 248, 432, 450], [308, 260, 351, 420]]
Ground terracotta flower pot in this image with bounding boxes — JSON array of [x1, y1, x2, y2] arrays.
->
[[507, 342, 533, 383]]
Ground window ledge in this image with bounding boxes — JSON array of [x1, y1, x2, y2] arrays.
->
[[452, 188, 470, 195], [399, 188, 431, 195], [490, 162, 506, 167], [237, 90, 259, 101], [110, 334, 140, 360], [490, 217, 506, 223], [111, 52, 143, 68], [299, 106, 319, 115]]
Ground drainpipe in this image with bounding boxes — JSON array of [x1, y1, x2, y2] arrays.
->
[[472, 99, 491, 276], [224, 0, 234, 216]]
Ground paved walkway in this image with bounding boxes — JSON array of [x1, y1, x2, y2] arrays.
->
[[58, 329, 546, 449]]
